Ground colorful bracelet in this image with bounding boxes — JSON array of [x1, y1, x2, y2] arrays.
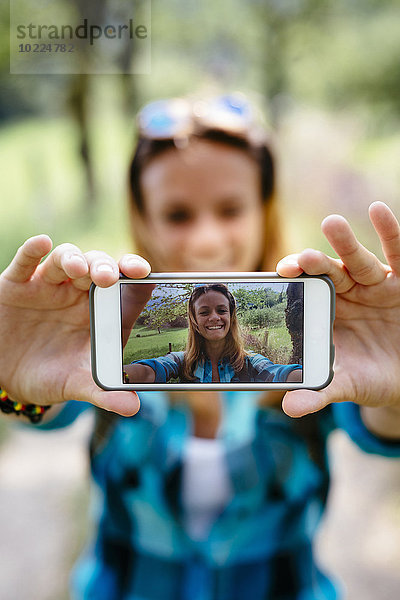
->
[[0, 387, 51, 424]]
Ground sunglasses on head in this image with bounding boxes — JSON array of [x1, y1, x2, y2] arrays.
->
[[136, 94, 265, 144]]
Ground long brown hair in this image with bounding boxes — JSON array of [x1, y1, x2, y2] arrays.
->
[[183, 283, 246, 380]]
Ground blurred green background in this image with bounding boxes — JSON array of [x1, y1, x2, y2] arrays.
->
[[2, 0, 400, 272]]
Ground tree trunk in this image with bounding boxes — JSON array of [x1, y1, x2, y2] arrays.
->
[[285, 283, 304, 364]]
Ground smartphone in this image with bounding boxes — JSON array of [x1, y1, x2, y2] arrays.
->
[[90, 273, 335, 391]]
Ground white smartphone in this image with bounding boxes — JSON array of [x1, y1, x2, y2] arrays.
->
[[90, 273, 335, 391]]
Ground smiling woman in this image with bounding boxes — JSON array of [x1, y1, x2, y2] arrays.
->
[[123, 282, 302, 384]]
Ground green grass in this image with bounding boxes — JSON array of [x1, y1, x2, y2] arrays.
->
[[243, 325, 293, 364], [265, 326, 293, 364], [124, 326, 188, 363], [267, 325, 292, 351]]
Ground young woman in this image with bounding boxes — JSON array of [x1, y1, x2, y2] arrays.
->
[[124, 282, 302, 383], [2, 94, 400, 600]]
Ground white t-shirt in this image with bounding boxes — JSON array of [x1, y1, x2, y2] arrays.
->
[[182, 435, 233, 541]]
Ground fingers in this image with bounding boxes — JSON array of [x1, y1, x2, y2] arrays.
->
[[277, 250, 354, 294], [7, 236, 151, 292], [278, 203, 400, 290], [72, 252, 150, 292], [321, 214, 388, 285], [74, 251, 121, 290], [39, 244, 121, 290], [3, 235, 53, 283], [119, 254, 151, 279], [299, 250, 356, 293], [40, 243, 91, 285], [369, 201, 400, 275], [39, 248, 150, 292], [72, 251, 150, 291]]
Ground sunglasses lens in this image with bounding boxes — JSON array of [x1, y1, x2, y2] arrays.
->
[[203, 94, 252, 132], [138, 99, 191, 139], [218, 94, 250, 116]]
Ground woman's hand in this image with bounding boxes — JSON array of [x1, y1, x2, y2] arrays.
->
[[277, 202, 400, 431], [0, 235, 150, 416]]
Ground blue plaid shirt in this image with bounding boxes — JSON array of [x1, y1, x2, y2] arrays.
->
[[39, 395, 400, 600], [133, 352, 302, 383]]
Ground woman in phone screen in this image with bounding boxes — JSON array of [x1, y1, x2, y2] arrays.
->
[[123, 282, 302, 383]]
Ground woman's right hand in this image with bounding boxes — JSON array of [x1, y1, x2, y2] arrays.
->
[[0, 235, 150, 416]]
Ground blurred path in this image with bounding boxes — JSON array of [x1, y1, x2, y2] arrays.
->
[[317, 430, 400, 600], [0, 413, 92, 600]]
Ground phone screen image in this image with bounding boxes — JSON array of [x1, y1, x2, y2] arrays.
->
[[121, 281, 304, 385]]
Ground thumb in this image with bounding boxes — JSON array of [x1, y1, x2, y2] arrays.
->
[[68, 377, 141, 416], [282, 387, 335, 418], [90, 390, 141, 417]]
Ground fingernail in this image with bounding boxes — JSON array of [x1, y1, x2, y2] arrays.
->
[[124, 256, 149, 269], [96, 263, 115, 273], [69, 254, 87, 266], [281, 257, 299, 266]]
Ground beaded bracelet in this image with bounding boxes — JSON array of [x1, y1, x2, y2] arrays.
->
[[0, 387, 51, 424]]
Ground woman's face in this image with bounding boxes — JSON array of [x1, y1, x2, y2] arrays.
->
[[193, 290, 231, 342], [140, 139, 265, 271]]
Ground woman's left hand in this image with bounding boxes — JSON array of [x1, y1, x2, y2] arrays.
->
[[277, 201, 400, 433]]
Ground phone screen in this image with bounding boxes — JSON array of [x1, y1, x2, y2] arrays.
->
[[120, 281, 304, 384]]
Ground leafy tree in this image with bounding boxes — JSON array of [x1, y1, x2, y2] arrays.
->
[[140, 283, 192, 332], [234, 286, 285, 314], [240, 303, 285, 330]]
